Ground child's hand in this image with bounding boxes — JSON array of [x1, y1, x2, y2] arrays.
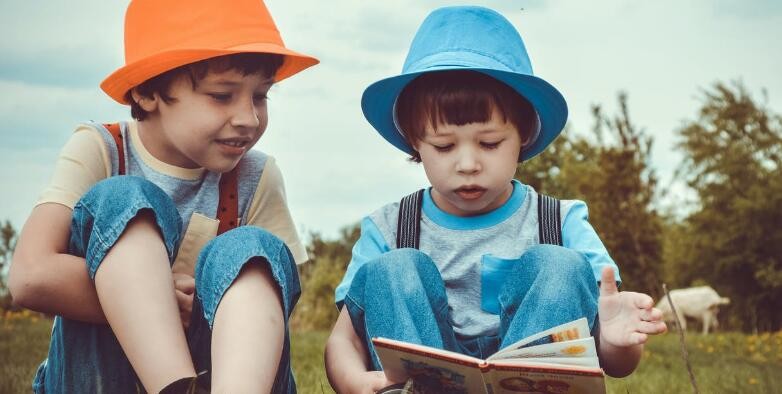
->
[[598, 266, 667, 347], [172, 273, 195, 329], [347, 371, 395, 394]]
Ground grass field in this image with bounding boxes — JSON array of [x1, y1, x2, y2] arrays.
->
[[2, 310, 781, 393]]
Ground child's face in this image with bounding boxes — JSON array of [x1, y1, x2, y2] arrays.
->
[[137, 68, 273, 173], [416, 108, 522, 217]]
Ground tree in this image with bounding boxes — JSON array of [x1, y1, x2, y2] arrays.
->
[[587, 93, 664, 298], [670, 82, 782, 331], [0, 220, 17, 291], [291, 224, 360, 330], [517, 93, 664, 298]]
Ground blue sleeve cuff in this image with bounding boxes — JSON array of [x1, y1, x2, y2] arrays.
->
[[561, 201, 621, 285]]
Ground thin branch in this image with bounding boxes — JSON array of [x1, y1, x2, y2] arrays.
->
[[663, 283, 699, 394]]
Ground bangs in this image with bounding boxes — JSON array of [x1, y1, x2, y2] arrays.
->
[[128, 53, 284, 120], [396, 70, 535, 150], [186, 53, 285, 82]]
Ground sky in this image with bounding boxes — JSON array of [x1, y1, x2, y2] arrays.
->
[[0, 0, 781, 241]]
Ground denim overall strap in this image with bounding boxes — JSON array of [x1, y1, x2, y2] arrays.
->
[[104, 122, 239, 235], [394, 189, 562, 247], [537, 193, 562, 246], [215, 166, 239, 234], [104, 123, 126, 175], [396, 189, 424, 249]]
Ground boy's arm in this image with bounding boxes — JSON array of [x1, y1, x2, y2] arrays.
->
[[325, 307, 394, 394], [10, 127, 111, 322], [560, 201, 666, 375], [596, 267, 666, 377], [327, 216, 396, 393], [9, 203, 107, 323]]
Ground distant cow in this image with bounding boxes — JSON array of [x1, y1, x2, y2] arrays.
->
[[655, 286, 730, 335]]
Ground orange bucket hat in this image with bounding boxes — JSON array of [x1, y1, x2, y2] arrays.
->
[[101, 0, 319, 104]]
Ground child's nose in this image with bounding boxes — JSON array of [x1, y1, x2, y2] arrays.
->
[[455, 149, 481, 174], [230, 98, 261, 129]]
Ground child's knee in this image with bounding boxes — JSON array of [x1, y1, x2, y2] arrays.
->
[[195, 227, 299, 323], [74, 176, 181, 245], [81, 176, 176, 216], [72, 177, 182, 277], [356, 249, 445, 305], [198, 226, 290, 268], [365, 248, 439, 283], [518, 244, 592, 280]]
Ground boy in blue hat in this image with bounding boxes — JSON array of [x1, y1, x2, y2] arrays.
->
[[325, 6, 667, 392]]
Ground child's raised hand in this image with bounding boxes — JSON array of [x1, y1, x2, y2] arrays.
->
[[598, 266, 667, 347], [172, 272, 195, 329]]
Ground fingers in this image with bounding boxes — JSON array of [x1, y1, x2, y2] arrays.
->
[[173, 274, 195, 294], [631, 292, 654, 309], [368, 371, 394, 391], [637, 320, 667, 335], [628, 332, 648, 345], [599, 266, 618, 296], [180, 312, 190, 329], [638, 308, 658, 322], [175, 289, 193, 329], [642, 307, 663, 322], [175, 290, 193, 311]]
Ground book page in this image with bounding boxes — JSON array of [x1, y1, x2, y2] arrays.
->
[[373, 339, 488, 394], [490, 318, 591, 360], [485, 362, 606, 394], [490, 337, 598, 366], [492, 356, 600, 368]]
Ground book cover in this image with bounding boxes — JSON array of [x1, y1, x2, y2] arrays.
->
[[372, 318, 606, 394]]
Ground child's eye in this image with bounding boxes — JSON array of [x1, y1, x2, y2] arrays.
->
[[208, 93, 232, 102], [432, 143, 454, 152], [481, 140, 503, 150], [253, 94, 269, 103]]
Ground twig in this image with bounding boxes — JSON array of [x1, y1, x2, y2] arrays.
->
[[663, 283, 699, 394]]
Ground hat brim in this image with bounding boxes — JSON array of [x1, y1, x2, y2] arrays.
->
[[101, 43, 319, 104], [361, 67, 567, 161]]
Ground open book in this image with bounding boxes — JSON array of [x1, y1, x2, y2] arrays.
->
[[373, 318, 605, 394]]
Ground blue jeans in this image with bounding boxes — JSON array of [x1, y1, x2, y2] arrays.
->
[[32, 176, 301, 393], [343, 247, 599, 369]]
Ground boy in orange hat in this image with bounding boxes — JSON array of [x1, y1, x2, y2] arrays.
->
[[9, 0, 317, 393]]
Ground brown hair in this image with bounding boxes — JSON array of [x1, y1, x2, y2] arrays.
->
[[395, 70, 536, 162], [126, 53, 285, 120]]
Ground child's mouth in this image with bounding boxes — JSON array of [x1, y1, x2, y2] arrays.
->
[[216, 138, 250, 155], [455, 186, 486, 200], [217, 139, 249, 148]]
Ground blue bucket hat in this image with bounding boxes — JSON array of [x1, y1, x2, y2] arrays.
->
[[361, 6, 568, 161]]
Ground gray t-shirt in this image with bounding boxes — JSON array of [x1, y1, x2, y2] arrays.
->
[[335, 181, 619, 338]]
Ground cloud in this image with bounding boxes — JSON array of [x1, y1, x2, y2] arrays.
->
[[1, 0, 781, 240], [0, 47, 117, 89], [0, 80, 127, 150], [711, 0, 782, 19], [0, 1, 124, 89], [0, 146, 61, 230]]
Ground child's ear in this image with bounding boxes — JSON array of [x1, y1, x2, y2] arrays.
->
[[520, 133, 534, 148], [130, 89, 159, 112]]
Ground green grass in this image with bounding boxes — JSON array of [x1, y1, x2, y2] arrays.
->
[[2, 312, 781, 393], [0, 312, 52, 394], [290, 330, 332, 393]]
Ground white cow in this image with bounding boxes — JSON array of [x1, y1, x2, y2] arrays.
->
[[655, 286, 730, 335]]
